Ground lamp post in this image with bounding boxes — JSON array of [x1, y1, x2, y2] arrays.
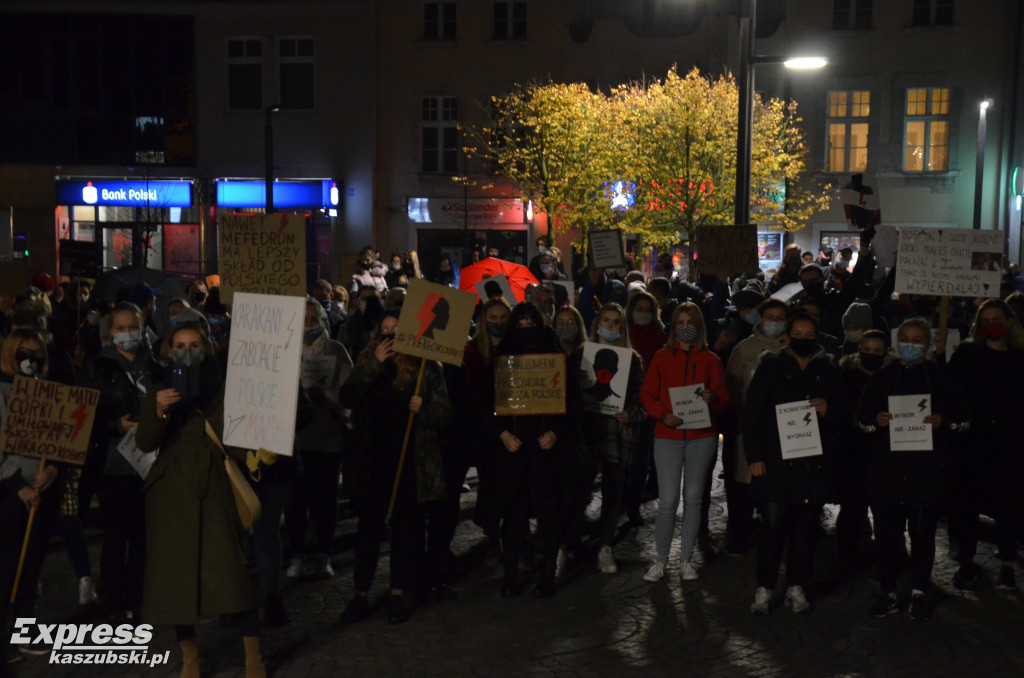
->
[[972, 99, 990, 230], [265, 105, 280, 214], [733, 0, 826, 227]]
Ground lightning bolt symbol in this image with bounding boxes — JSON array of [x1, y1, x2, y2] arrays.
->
[[415, 293, 441, 342], [695, 387, 704, 398], [803, 411, 813, 427], [283, 312, 296, 349], [69, 402, 88, 442], [918, 398, 928, 413], [550, 371, 560, 389], [224, 415, 247, 441], [278, 214, 289, 233]]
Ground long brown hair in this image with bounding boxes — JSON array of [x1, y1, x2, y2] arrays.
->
[[969, 298, 1024, 350], [469, 297, 512, 365]]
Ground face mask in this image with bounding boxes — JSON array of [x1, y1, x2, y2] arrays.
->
[[762, 320, 787, 339], [633, 311, 653, 326], [487, 322, 504, 338], [192, 291, 207, 304], [520, 326, 542, 346], [596, 327, 621, 343], [835, 258, 849, 271], [555, 325, 577, 342], [390, 262, 401, 272], [675, 324, 699, 345], [897, 342, 926, 363], [15, 349, 43, 377], [113, 330, 141, 353], [860, 353, 884, 372], [844, 329, 863, 344], [744, 309, 761, 326], [788, 337, 817, 357], [980, 321, 1008, 341], [802, 281, 825, 297], [304, 326, 324, 342], [172, 347, 205, 367], [359, 260, 372, 270], [540, 263, 553, 275]]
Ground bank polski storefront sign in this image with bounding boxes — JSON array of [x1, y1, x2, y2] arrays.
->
[[408, 197, 527, 226], [56, 179, 194, 208]]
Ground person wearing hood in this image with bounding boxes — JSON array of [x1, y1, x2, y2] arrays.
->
[[349, 246, 389, 296], [724, 298, 789, 554], [744, 310, 842, 615], [82, 302, 162, 624]]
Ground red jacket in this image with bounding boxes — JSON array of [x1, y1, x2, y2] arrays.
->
[[641, 345, 728, 440]]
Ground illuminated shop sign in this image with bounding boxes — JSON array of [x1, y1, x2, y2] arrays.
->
[[215, 180, 339, 209], [56, 179, 193, 207]]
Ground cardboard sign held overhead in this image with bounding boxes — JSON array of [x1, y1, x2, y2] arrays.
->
[[494, 353, 567, 416], [219, 213, 307, 304], [589, 230, 625, 270], [223, 292, 305, 456], [894, 228, 1003, 298], [0, 376, 99, 465], [393, 279, 477, 367], [696, 225, 758, 277]]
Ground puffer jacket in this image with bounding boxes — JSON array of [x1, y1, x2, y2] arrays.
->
[[641, 344, 728, 441]]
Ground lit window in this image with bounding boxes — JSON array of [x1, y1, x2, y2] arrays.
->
[[826, 91, 870, 172], [904, 87, 950, 172], [279, 37, 314, 110], [493, 2, 527, 39], [424, 3, 457, 41], [422, 96, 459, 173], [227, 38, 262, 110]]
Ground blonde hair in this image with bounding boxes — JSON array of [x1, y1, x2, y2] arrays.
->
[[668, 301, 709, 351], [589, 303, 632, 349], [553, 305, 587, 354]]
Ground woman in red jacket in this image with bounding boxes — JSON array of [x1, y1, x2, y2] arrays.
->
[[640, 302, 728, 582]]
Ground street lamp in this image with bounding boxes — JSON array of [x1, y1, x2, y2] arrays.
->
[[734, 0, 827, 227], [265, 105, 280, 214], [972, 99, 991, 230]]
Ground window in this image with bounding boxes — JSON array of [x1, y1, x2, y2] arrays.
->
[[424, 3, 457, 41], [279, 37, 314, 109], [421, 96, 458, 173], [826, 91, 870, 172], [228, 38, 262, 110], [912, 0, 954, 26], [832, 0, 872, 30], [493, 2, 527, 39], [904, 87, 950, 172]]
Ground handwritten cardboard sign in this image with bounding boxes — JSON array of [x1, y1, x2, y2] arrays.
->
[[668, 384, 712, 429], [696, 225, 758, 277], [578, 343, 633, 414], [888, 394, 933, 452], [774, 400, 823, 460], [223, 293, 305, 456], [494, 353, 566, 416], [894, 227, 1002, 298], [393, 279, 477, 367], [589, 230, 625, 270], [219, 213, 307, 304], [0, 376, 99, 465]]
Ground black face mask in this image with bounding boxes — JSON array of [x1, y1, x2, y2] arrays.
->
[[359, 260, 372, 270], [789, 337, 817, 357], [518, 326, 542, 348], [802, 282, 825, 298], [860, 353, 884, 372]]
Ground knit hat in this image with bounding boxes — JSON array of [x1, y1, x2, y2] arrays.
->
[[731, 280, 765, 311], [842, 302, 872, 330]]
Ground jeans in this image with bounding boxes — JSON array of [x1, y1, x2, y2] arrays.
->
[[653, 436, 718, 564]]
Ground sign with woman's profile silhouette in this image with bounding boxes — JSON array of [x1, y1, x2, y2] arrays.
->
[[578, 342, 633, 414], [393, 279, 477, 366]]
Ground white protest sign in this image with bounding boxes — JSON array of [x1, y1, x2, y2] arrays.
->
[[669, 384, 712, 430], [888, 394, 933, 452], [301, 355, 338, 390], [224, 293, 305, 456], [579, 343, 633, 415], [775, 400, 823, 459], [894, 227, 1003, 298], [473, 273, 516, 305], [117, 427, 157, 480]]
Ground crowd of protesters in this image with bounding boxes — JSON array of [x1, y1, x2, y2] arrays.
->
[[2, 234, 1024, 676]]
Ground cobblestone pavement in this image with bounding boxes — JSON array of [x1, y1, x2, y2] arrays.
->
[[11, 454, 1024, 678]]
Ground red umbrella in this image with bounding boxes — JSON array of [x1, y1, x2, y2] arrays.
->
[[459, 257, 539, 303]]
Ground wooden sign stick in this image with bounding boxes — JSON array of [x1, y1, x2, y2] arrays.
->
[[386, 358, 427, 524], [10, 459, 46, 604]]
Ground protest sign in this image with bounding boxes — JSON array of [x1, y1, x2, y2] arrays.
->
[[894, 228, 1003, 298], [841, 172, 881, 231], [393, 279, 477, 367], [0, 376, 99, 465], [589, 230, 625, 269], [888, 394, 933, 452], [300, 355, 338, 390], [668, 384, 713, 430], [696, 225, 758, 277], [494, 353, 566, 416], [219, 213, 306, 304], [473, 273, 516, 306], [578, 343, 633, 414], [224, 292, 305, 456], [117, 427, 158, 479], [774, 400, 823, 460]]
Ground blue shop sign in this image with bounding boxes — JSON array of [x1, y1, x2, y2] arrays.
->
[[57, 180, 193, 207], [215, 180, 339, 209]]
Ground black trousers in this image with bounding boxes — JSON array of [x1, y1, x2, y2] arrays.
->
[[286, 450, 343, 555], [755, 501, 820, 590], [500, 446, 560, 586], [599, 463, 627, 546], [872, 498, 939, 593], [98, 474, 146, 616], [352, 497, 426, 594]]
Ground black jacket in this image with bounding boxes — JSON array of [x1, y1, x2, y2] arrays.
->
[[744, 347, 842, 504]]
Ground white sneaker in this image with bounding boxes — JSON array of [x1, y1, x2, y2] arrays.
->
[[680, 560, 700, 581], [643, 562, 666, 582], [750, 586, 772, 615], [690, 544, 706, 568], [306, 553, 334, 578], [785, 585, 811, 613], [554, 547, 567, 580], [597, 546, 618, 574], [78, 576, 98, 605], [286, 556, 304, 578]]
